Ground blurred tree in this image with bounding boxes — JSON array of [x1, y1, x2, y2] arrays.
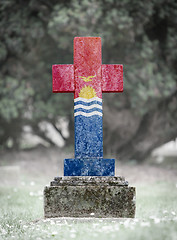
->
[[0, 0, 176, 161]]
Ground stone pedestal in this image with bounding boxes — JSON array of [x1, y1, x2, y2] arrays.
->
[[44, 176, 136, 218], [64, 158, 115, 176]]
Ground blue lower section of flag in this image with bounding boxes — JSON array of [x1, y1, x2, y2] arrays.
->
[[75, 115, 103, 158], [66, 97, 113, 177], [64, 158, 115, 176]]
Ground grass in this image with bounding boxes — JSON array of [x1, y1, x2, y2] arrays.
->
[[0, 147, 177, 239], [0, 179, 177, 240]]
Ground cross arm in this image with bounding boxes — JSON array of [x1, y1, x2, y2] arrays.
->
[[102, 64, 123, 92], [52, 64, 75, 93]]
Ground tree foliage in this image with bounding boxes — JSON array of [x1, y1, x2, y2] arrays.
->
[[0, 0, 177, 160]]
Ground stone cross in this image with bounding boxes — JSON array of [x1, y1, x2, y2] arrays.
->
[[52, 37, 123, 176]]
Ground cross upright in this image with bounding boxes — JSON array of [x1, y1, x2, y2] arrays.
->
[[53, 37, 123, 176]]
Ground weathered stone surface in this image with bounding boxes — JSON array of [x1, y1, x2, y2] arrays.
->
[[64, 159, 115, 176], [52, 37, 123, 176], [51, 176, 128, 186], [44, 176, 136, 218], [47, 37, 136, 218]]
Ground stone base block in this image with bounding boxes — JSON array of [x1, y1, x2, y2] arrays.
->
[[44, 176, 136, 218], [64, 158, 115, 176]]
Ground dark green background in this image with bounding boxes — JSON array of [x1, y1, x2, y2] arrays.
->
[[0, 0, 176, 161]]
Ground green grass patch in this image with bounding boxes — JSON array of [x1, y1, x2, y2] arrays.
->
[[0, 179, 177, 240]]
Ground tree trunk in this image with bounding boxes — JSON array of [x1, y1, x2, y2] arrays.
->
[[103, 90, 177, 161]]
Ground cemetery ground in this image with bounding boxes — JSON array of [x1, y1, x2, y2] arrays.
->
[[0, 147, 177, 240]]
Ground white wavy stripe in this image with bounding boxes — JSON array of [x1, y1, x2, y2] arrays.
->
[[74, 97, 102, 103], [74, 111, 103, 117], [74, 104, 102, 110]]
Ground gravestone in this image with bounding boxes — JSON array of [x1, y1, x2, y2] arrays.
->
[[44, 37, 136, 218]]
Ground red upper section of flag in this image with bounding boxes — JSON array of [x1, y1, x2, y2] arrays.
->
[[52, 37, 123, 98]]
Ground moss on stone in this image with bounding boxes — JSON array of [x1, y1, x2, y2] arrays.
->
[[44, 177, 136, 218]]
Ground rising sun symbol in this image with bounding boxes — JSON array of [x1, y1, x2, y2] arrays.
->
[[79, 86, 97, 99]]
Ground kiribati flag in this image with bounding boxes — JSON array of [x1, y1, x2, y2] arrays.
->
[[74, 92, 103, 159]]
